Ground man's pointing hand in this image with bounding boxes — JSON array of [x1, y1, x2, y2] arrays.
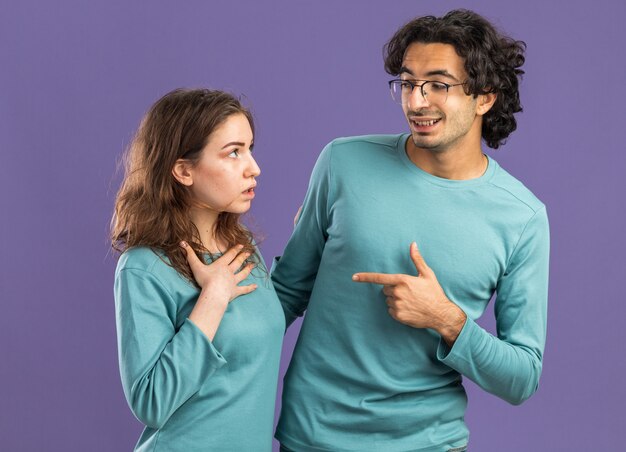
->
[[352, 242, 467, 346]]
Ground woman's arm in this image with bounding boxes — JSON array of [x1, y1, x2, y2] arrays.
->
[[115, 245, 256, 428]]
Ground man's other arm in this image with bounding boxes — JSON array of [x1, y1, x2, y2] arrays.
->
[[271, 142, 334, 327]]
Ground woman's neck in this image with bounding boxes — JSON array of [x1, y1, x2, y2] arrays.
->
[[189, 208, 224, 253]]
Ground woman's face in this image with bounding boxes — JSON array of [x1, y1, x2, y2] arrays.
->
[[186, 113, 260, 214]]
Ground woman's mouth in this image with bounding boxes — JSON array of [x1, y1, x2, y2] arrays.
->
[[242, 186, 256, 198]]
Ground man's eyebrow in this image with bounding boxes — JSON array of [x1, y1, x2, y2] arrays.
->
[[399, 67, 461, 82], [425, 69, 460, 82]]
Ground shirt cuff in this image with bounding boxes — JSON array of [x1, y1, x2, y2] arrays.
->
[[183, 318, 228, 371], [436, 316, 481, 371]]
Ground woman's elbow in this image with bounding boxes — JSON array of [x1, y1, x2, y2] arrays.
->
[[128, 388, 171, 429], [131, 407, 169, 429]]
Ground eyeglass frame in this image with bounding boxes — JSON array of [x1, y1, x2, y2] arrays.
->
[[388, 79, 467, 104]]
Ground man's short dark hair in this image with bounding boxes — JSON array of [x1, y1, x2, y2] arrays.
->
[[384, 9, 526, 149]]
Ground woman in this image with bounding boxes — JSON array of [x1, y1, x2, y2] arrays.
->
[[111, 88, 285, 451]]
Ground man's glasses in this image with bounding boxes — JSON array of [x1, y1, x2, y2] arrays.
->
[[388, 79, 466, 105]]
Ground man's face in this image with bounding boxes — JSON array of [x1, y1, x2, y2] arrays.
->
[[400, 42, 482, 153]]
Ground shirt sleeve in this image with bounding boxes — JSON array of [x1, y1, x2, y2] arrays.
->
[[271, 141, 334, 327], [437, 207, 550, 405], [114, 268, 227, 428]]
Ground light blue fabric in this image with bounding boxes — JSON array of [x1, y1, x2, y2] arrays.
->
[[272, 134, 549, 452], [115, 247, 285, 451]]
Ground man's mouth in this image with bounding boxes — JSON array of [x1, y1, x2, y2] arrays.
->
[[410, 117, 442, 127]]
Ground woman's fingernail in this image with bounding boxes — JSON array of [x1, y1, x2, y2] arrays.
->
[[180, 241, 187, 248]]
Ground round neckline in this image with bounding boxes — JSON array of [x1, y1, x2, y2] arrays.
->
[[396, 134, 496, 188]]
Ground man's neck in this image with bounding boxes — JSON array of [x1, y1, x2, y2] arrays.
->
[[405, 139, 488, 180]]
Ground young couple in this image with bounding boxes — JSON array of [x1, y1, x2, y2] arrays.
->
[[112, 10, 549, 452]]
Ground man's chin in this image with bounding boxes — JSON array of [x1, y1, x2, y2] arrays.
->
[[410, 135, 445, 153]]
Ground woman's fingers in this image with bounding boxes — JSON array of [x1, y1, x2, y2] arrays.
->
[[219, 244, 244, 265], [229, 250, 252, 271], [293, 205, 303, 227], [180, 241, 203, 271], [180, 242, 257, 299], [183, 243, 250, 270], [235, 283, 257, 297], [235, 263, 255, 283]]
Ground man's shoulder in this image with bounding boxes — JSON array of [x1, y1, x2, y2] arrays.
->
[[321, 134, 405, 168], [328, 134, 405, 151], [489, 160, 545, 214]]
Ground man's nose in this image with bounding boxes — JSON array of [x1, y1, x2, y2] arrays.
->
[[406, 86, 430, 110]]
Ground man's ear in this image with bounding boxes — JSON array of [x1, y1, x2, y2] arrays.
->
[[476, 92, 497, 116], [172, 159, 194, 186]]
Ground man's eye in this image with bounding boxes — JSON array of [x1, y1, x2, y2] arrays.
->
[[429, 82, 448, 91], [228, 149, 240, 158], [400, 81, 413, 90]]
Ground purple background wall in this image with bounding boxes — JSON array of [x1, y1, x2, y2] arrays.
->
[[1, 0, 624, 450]]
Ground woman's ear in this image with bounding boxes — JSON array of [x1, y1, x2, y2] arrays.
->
[[172, 159, 194, 186], [476, 92, 497, 116]]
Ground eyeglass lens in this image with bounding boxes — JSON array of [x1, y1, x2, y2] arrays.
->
[[390, 81, 449, 104]]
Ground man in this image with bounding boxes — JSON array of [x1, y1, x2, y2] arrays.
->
[[273, 9, 549, 452]]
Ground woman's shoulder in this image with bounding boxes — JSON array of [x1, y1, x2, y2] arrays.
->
[[115, 246, 170, 276], [115, 246, 194, 292]]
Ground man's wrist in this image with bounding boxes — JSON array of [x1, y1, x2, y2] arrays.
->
[[434, 300, 467, 347]]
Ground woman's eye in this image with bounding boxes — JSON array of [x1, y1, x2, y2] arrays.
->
[[228, 149, 240, 158]]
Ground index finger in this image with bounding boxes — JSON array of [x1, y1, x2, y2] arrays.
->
[[180, 241, 204, 272], [217, 244, 244, 265], [352, 272, 401, 285]]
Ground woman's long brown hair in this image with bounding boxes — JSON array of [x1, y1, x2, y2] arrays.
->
[[111, 88, 259, 284]]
